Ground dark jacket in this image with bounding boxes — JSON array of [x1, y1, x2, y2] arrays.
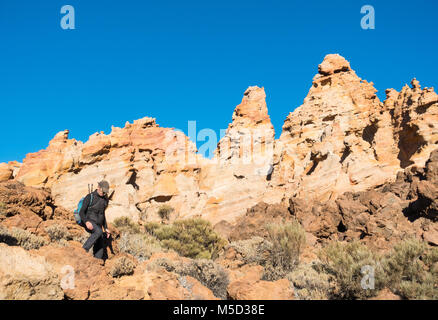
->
[[78, 190, 109, 229]]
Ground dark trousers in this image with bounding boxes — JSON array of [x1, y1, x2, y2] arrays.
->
[[82, 221, 108, 260]]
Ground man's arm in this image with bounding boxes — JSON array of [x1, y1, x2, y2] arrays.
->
[[78, 194, 91, 224]]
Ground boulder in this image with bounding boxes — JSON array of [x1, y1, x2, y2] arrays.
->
[[0, 243, 63, 300]]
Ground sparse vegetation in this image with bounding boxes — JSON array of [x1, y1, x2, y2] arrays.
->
[[0, 202, 6, 217], [73, 231, 89, 245], [110, 256, 136, 278], [144, 218, 227, 260], [382, 238, 438, 299], [317, 240, 385, 299], [113, 216, 141, 234], [263, 220, 306, 280], [158, 204, 174, 220], [0, 226, 48, 250], [148, 257, 229, 299], [118, 232, 162, 261], [225, 236, 273, 266], [45, 224, 72, 242], [287, 262, 336, 300]]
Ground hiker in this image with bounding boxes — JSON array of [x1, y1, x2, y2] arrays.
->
[[79, 180, 111, 261]]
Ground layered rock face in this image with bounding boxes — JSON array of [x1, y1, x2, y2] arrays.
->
[[10, 87, 276, 225], [5, 54, 438, 227], [385, 79, 438, 168], [14, 117, 203, 223], [200, 86, 276, 223], [271, 54, 398, 202]]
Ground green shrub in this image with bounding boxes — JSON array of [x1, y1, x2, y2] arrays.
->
[[110, 256, 136, 277], [145, 218, 227, 260], [382, 238, 438, 299], [0, 226, 48, 250], [144, 221, 161, 234], [118, 232, 162, 262], [45, 224, 72, 242], [263, 221, 306, 280], [113, 216, 141, 234], [158, 205, 174, 220], [318, 241, 384, 299]]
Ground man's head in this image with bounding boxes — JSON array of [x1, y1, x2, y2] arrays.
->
[[97, 180, 110, 196]]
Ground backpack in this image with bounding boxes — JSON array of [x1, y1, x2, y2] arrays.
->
[[73, 184, 94, 225]]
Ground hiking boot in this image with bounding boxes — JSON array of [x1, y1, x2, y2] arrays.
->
[[97, 259, 105, 266]]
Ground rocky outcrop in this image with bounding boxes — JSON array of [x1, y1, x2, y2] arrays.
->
[[228, 148, 438, 252], [15, 117, 202, 223], [0, 243, 64, 300], [288, 148, 438, 250], [0, 181, 85, 240], [227, 264, 294, 300], [385, 79, 438, 169], [0, 163, 13, 182], [8, 53, 438, 230], [13, 88, 276, 226], [269, 54, 401, 203], [200, 86, 276, 224]]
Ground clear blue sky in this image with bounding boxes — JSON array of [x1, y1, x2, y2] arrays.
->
[[0, 0, 437, 163]]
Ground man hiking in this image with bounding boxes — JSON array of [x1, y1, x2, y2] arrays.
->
[[79, 180, 111, 262]]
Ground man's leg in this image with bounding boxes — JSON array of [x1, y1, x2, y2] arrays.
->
[[82, 222, 103, 252], [93, 234, 107, 260]]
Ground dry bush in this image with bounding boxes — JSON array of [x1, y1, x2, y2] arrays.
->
[[45, 224, 72, 242], [225, 236, 273, 266], [382, 238, 438, 299], [0, 226, 48, 250], [118, 232, 162, 262], [110, 256, 136, 277], [287, 262, 336, 300], [148, 257, 229, 299], [158, 204, 174, 220], [263, 221, 306, 280], [318, 241, 385, 299], [0, 202, 6, 217], [73, 231, 89, 245]]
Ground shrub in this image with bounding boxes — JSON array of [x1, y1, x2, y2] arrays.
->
[[144, 221, 161, 234], [287, 262, 336, 300], [145, 218, 227, 260], [45, 224, 72, 242], [179, 259, 229, 299], [158, 205, 174, 220], [0, 226, 48, 250], [118, 232, 162, 262], [148, 257, 229, 299], [0, 202, 6, 216], [113, 216, 141, 234], [110, 256, 136, 277], [73, 232, 90, 245], [226, 236, 273, 266], [263, 221, 306, 280], [318, 241, 384, 299], [382, 238, 438, 299]]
